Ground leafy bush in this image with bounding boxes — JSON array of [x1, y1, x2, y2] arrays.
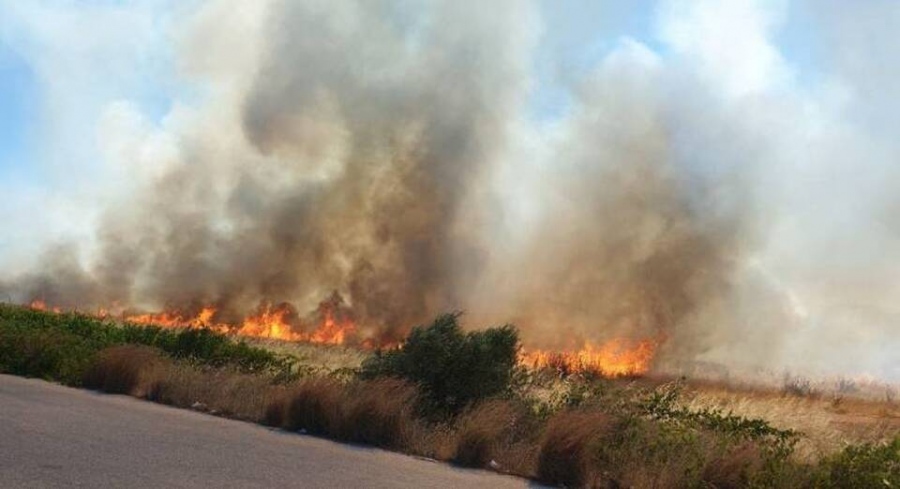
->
[[813, 437, 900, 488], [598, 415, 710, 487], [359, 313, 519, 416], [641, 382, 798, 448], [0, 324, 95, 385]]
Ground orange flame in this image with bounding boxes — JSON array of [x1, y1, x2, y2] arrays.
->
[[520, 338, 656, 377], [29, 300, 61, 313], [117, 294, 359, 346], [238, 302, 303, 341], [310, 305, 356, 345], [125, 306, 222, 330]]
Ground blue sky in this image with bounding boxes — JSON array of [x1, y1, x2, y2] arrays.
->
[[0, 0, 181, 186], [2, 0, 664, 183], [0, 0, 844, 179], [532, 0, 659, 120], [0, 41, 37, 181], [0, 0, 827, 184]]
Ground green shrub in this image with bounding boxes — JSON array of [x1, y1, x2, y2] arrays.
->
[[597, 415, 709, 487], [0, 325, 94, 385], [641, 381, 798, 451], [359, 313, 519, 417], [813, 437, 900, 488]]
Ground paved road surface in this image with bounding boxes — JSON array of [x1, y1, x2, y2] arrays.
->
[[0, 375, 534, 488]]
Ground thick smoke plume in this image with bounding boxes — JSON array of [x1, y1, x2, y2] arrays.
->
[[3, 0, 899, 378], [4, 0, 537, 343]]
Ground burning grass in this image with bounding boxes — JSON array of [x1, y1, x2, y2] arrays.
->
[[519, 338, 658, 378], [34, 292, 373, 347]]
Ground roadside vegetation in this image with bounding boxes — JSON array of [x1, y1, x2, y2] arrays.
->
[[1, 303, 897, 487], [0, 304, 290, 384]]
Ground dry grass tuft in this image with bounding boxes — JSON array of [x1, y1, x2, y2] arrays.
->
[[701, 442, 765, 489], [452, 400, 521, 468], [82, 345, 165, 395], [146, 365, 277, 421], [262, 387, 294, 427], [335, 378, 419, 448], [536, 410, 618, 488], [282, 377, 344, 435], [262, 377, 421, 449]]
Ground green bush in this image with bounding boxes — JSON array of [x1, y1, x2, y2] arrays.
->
[[813, 437, 900, 488], [0, 324, 95, 385], [359, 313, 519, 417]]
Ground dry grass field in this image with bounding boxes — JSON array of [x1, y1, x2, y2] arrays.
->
[[681, 380, 900, 462]]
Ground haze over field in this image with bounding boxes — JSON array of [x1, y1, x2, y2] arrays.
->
[[1, 0, 898, 379]]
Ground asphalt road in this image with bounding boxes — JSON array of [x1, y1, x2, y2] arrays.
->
[[0, 375, 534, 488]]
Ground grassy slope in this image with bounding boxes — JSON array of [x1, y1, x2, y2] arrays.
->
[[1, 305, 898, 488]]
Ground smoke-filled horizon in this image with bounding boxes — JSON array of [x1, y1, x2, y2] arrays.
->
[[1, 0, 898, 379]]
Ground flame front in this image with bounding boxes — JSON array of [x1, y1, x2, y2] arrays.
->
[[24, 296, 656, 372], [125, 306, 224, 331], [520, 338, 656, 377], [118, 296, 359, 345]]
